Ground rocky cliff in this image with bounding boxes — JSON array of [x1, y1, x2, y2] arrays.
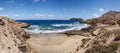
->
[[65, 11, 120, 53], [0, 16, 35, 53], [83, 11, 120, 25]]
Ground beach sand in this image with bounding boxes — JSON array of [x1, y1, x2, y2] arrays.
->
[[27, 34, 85, 53]]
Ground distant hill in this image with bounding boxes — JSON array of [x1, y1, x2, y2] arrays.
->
[[83, 11, 120, 25], [70, 18, 84, 22]]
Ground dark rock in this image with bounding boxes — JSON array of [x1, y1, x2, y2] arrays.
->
[[70, 18, 84, 22], [0, 19, 4, 25]]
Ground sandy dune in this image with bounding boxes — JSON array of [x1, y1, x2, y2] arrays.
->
[[27, 34, 85, 53]]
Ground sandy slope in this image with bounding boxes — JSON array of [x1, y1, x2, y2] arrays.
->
[[27, 34, 85, 53]]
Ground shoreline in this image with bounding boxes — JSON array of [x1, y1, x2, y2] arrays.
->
[[25, 24, 90, 34]]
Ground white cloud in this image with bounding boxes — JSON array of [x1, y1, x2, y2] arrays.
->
[[98, 8, 104, 12], [58, 15, 66, 18], [9, 13, 21, 17], [47, 14, 55, 17], [0, 7, 4, 11], [34, 14, 45, 17], [34, 14, 56, 17], [93, 13, 101, 17], [0, 14, 9, 17]]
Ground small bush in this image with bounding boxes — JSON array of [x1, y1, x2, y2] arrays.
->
[[114, 35, 120, 41], [23, 34, 31, 39], [106, 42, 119, 53], [93, 40, 99, 44], [117, 20, 120, 26], [82, 38, 90, 44], [85, 42, 119, 53], [86, 44, 106, 53]]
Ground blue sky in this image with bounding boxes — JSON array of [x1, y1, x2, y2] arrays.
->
[[0, 0, 120, 20]]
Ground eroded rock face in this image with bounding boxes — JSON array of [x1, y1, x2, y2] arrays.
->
[[0, 16, 30, 28], [65, 11, 120, 53], [0, 16, 33, 53], [83, 11, 120, 25]]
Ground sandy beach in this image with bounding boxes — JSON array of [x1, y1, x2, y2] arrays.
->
[[27, 34, 85, 53]]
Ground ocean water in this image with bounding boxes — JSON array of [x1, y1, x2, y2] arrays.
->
[[18, 20, 89, 33]]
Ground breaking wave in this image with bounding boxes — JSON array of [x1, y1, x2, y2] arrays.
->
[[25, 23, 90, 33]]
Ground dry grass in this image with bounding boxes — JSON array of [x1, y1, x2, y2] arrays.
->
[[86, 42, 119, 53]]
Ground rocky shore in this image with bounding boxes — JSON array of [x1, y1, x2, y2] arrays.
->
[[0, 16, 35, 53], [65, 11, 120, 53], [26, 11, 120, 53], [0, 11, 120, 53]]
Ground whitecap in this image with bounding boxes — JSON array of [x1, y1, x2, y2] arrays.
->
[[52, 22, 81, 27], [25, 24, 90, 34]]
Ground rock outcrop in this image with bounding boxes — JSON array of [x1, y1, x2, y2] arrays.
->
[[70, 18, 84, 22], [83, 11, 120, 25], [0, 16, 34, 53], [65, 11, 120, 53]]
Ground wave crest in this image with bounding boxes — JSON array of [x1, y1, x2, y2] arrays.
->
[[52, 22, 80, 27], [25, 24, 90, 33]]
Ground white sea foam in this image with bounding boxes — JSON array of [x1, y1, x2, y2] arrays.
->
[[52, 24, 73, 27], [52, 22, 80, 27], [25, 24, 90, 33]]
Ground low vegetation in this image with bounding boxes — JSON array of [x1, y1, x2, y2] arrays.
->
[[114, 34, 120, 41], [23, 34, 31, 39], [82, 38, 91, 44], [86, 42, 119, 53], [81, 38, 91, 47]]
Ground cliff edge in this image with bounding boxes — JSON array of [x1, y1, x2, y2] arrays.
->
[[66, 11, 120, 53], [0, 16, 35, 53]]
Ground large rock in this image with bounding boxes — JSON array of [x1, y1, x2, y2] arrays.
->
[[70, 18, 84, 22], [0, 16, 34, 53]]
